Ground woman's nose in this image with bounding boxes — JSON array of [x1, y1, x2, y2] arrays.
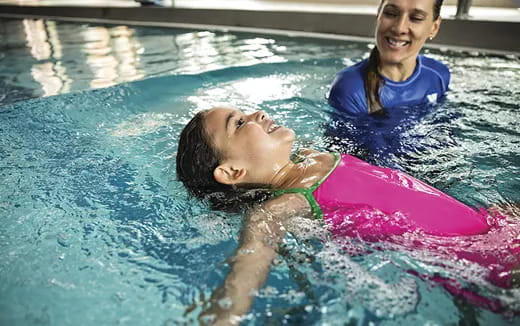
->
[[392, 16, 409, 34]]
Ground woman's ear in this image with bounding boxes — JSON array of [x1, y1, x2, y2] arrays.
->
[[430, 17, 442, 39], [213, 162, 247, 185]]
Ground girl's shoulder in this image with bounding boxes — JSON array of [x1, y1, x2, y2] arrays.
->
[[302, 151, 337, 165], [248, 192, 313, 225], [293, 149, 334, 164], [292, 151, 338, 191]]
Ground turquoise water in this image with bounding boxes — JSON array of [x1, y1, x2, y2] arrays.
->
[[1, 18, 520, 325]]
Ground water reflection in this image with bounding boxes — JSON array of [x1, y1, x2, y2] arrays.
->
[[20, 19, 148, 94], [23, 19, 71, 96], [187, 74, 301, 109], [30, 62, 70, 96], [10, 18, 292, 101], [23, 19, 52, 61]]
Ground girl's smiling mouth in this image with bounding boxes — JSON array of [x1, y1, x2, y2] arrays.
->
[[267, 120, 281, 134]]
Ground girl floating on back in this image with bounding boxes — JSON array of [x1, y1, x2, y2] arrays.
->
[[176, 107, 519, 325]]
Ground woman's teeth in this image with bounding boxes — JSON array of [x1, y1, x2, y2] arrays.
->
[[387, 37, 409, 47]]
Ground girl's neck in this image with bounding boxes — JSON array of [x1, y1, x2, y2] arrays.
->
[[268, 161, 304, 189], [268, 152, 333, 190]]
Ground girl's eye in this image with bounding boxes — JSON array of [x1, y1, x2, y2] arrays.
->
[[236, 118, 245, 129], [410, 15, 425, 22]]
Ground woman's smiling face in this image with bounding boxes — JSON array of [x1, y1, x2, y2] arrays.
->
[[376, 0, 441, 67]]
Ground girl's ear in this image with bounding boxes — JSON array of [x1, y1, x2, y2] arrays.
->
[[213, 162, 247, 185]]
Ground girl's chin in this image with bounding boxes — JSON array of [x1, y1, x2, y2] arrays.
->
[[287, 129, 296, 142], [277, 126, 295, 138]]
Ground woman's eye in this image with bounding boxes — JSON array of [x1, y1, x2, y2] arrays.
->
[[410, 15, 425, 22], [236, 118, 245, 129], [383, 10, 398, 17]]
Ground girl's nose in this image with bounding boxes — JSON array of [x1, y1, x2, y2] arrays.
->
[[252, 110, 268, 121]]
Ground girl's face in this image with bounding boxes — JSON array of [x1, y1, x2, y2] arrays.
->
[[204, 107, 295, 184], [376, 0, 440, 67]]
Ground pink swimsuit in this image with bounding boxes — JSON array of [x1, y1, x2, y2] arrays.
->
[[275, 153, 519, 292], [315, 154, 490, 237], [277, 153, 490, 237]]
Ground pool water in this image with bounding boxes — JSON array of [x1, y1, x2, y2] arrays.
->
[[1, 18, 520, 325]]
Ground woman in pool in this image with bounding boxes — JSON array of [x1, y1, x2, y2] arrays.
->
[[177, 107, 518, 324], [328, 0, 449, 114]]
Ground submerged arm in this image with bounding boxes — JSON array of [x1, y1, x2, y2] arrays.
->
[[199, 194, 305, 325]]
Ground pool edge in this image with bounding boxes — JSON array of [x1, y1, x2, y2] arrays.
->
[[0, 5, 519, 56]]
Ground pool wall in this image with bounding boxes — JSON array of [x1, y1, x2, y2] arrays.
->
[[0, 5, 519, 55]]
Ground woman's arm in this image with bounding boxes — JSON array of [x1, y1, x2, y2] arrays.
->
[[199, 194, 307, 325], [328, 71, 368, 114]]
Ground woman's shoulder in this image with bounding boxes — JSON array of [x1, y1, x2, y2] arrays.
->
[[419, 55, 451, 90], [334, 59, 368, 81], [329, 60, 369, 113], [420, 55, 450, 77]]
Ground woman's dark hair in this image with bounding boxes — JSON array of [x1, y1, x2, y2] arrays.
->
[[176, 110, 271, 213], [365, 0, 443, 114]]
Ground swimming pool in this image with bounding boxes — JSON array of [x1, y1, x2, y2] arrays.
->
[[1, 17, 520, 325]]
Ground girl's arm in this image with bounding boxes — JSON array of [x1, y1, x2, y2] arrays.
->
[[199, 194, 307, 325]]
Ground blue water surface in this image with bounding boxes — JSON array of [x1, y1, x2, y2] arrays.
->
[[1, 18, 520, 326]]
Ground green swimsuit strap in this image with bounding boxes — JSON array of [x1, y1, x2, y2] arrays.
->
[[271, 152, 341, 220], [272, 187, 323, 219]]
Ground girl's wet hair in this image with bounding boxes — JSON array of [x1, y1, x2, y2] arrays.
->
[[176, 110, 271, 213], [365, 0, 444, 114]]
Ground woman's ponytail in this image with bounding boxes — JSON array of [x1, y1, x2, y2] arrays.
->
[[364, 46, 384, 114]]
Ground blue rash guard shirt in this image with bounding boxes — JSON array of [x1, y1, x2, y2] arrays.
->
[[328, 55, 450, 114]]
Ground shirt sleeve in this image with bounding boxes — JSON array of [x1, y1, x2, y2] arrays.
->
[[328, 74, 368, 114], [442, 64, 451, 92], [422, 56, 451, 93]]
